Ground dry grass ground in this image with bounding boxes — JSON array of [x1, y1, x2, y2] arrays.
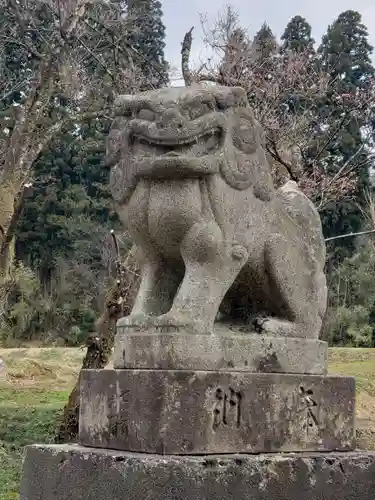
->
[[0, 348, 86, 500], [0, 347, 85, 391], [328, 348, 375, 451], [0, 346, 374, 499]]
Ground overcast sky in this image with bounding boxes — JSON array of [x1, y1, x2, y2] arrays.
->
[[161, 0, 375, 80]]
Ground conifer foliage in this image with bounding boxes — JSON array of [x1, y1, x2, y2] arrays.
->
[[281, 15, 315, 54], [317, 10, 375, 256], [252, 22, 278, 63], [126, 0, 169, 88]]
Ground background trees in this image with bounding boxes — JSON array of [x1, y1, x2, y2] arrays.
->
[[0, 0, 169, 343], [126, 0, 169, 88], [317, 11, 375, 260], [1, 4, 375, 349]]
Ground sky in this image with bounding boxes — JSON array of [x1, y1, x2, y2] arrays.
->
[[161, 0, 375, 82]]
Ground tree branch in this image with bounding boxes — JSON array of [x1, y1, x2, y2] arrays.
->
[[76, 36, 115, 80], [0, 35, 43, 60], [266, 141, 299, 182], [325, 229, 375, 242], [181, 27, 194, 86]]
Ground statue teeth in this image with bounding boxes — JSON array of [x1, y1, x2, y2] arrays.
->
[[164, 152, 180, 157]]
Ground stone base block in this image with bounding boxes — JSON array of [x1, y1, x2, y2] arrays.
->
[[78, 369, 355, 454], [20, 444, 375, 500], [113, 331, 328, 374]]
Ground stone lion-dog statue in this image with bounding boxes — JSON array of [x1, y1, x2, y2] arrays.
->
[[107, 85, 327, 338]]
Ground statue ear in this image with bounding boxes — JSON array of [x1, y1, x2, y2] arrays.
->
[[220, 107, 275, 199], [106, 116, 131, 165], [114, 95, 136, 117], [232, 108, 258, 155], [212, 86, 248, 110], [220, 151, 274, 200], [254, 121, 267, 148]]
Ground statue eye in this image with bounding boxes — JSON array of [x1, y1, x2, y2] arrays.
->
[[137, 108, 155, 121], [187, 101, 215, 120]]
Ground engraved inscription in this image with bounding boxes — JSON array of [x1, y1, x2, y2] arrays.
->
[[108, 413, 129, 438], [213, 387, 242, 430], [299, 386, 318, 433], [107, 389, 130, 439]]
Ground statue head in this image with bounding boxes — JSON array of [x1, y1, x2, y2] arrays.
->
[[107, 85, 274, 204]]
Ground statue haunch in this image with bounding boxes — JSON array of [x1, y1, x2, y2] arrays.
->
[[107, 85, 327, 338]]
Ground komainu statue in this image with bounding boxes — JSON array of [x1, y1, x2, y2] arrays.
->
[[107, 85, 327, 338]]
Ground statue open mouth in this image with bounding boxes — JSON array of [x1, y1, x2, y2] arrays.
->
[[132, 127, 223, 159]]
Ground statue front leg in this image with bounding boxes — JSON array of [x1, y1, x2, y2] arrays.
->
[[118, 183, 184, 325], [154, 220, 248, 334], [121, 253, 183, 326], [134, 257, 183, 315]]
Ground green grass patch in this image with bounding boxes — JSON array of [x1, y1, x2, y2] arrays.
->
[[0, 446, 20, 500], [0, 388, 67, 500]]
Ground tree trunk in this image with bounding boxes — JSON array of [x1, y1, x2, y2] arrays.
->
[[54, 310, 118, 443], [55, 246, 139, 443], [0, 183, 18, 276]]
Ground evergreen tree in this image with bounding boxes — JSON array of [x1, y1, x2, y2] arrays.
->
[[281, 15, 315, 54], [319, 10, 374, 91], [14, 116, 121, 341], [252, 22, 278, 64], [126, 0, 169, 88], [15, 0, 132, 278], [16, 123, 116, 280], [316, 11, 375, 257]]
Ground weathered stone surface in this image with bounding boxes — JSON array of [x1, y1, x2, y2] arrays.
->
[[114, 331, 328, 374], [108, 85, 327, 337], [78, 369, 355, 454], [20, 445, 375, 500]]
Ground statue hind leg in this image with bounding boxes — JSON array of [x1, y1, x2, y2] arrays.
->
[[255, 234, 327, 339]]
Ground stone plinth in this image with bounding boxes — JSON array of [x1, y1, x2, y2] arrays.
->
[[20, 445, 375, 500], [78, 369, 355, 455], [113, 331, 328, 374]]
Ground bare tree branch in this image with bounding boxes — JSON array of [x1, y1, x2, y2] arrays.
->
[[325, 229, 375, 242], [181, 27, 194, 86], [179, 6, 375, 210]]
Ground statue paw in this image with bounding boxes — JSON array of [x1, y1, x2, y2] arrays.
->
[[254, 317, 297, 338], [117, 313, 153, 329], [117, 311, 212, 334], [154, 312, 211, 334]]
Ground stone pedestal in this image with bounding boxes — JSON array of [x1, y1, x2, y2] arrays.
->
[[20, 330, 373, 500], [20, 445, 375, 500], [113, 331, 328, 374], [78, 369, 355, 454]]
